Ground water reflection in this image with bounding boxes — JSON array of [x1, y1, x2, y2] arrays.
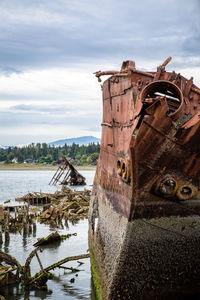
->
[[33, 288, 53, 300], [4, 231, 10, 252], [1, 277, 97, 300], [39, 239, 62, 250], [53, 274, 90, 300], [1, 284, 53, 300]]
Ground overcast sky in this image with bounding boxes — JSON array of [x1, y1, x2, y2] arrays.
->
[[0, 0, 199, 146]]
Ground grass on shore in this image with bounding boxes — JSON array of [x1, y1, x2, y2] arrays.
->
[[0, 163, 96, 171]]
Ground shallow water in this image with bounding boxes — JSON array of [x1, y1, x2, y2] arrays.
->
[[0, 170, 94, 204], [0, 169, 96, 300]]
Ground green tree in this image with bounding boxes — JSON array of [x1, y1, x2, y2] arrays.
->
[[17, 152, 25, 163], [7, 152, 15, 162], [87, 152, 99, 165], [45, 154, 53, 163]]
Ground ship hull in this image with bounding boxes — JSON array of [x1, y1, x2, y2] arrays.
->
[[89, 191, 200, 300], [89, 58, 200, 299]]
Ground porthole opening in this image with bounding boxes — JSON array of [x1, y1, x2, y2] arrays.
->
[[117, 160, 122, 176], [159, 178, 176, 196], [140, 80, 183, 116]]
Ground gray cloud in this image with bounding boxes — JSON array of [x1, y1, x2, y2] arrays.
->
[[0, 107, 101, 128], [11, 104, 71, 113], [10, 103, 100, 114], [0, 0, 199, 73], [0, 0, 199, 145]]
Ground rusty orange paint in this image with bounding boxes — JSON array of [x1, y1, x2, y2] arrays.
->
[[93, 57, 200, 220]]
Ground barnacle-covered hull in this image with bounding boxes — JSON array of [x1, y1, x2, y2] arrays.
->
[[89, 58, 200, 299]]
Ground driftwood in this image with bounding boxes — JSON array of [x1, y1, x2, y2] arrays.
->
[[0, 248, 89, 290], [33, 232, 60, 247], [57, 266, 80, 273], [22, 247, 89, 288], [0, 251, 21, 269], [33, 232, 77, 247], [0, 251, 21, 286], [29, 253, 90, 286], [23, 247, 42, 286]]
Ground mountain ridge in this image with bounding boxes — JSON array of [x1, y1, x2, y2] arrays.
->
[[48, 135, 101, 146]]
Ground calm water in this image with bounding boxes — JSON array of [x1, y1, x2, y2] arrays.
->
[[0, 170, 94, 204], [0, 169, 96, 300]]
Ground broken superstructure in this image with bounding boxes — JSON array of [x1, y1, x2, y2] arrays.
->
[[89, 57, 200, 299]]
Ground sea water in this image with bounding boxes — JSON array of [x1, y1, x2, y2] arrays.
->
[[0, 169, 96, 300]]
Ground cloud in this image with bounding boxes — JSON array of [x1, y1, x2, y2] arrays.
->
[[11, 104, 68, 113], [0, 66, 102, 104], [0, 0, 199, 145], [0, 106, 102, 145], [0, 0, 199, 73], [0, 65, 103, 145]]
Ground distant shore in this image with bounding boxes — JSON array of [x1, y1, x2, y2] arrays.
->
[[0, 164, 97, 171]]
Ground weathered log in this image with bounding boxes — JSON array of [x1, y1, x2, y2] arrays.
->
[[0, 251, 20, 268], [22, 247, 54, 289], [57, 266, 80, 272], [35, 251, 44, 272], [29, 253, 90, 285], [0, 251, 21, 286], [23, 247, 41, 286], [33, 232, 77, 247], [0, 266, 17, 276], [33, 232, 60, 246]]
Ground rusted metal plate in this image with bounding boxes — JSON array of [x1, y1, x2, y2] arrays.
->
[[102, 79, 110, 100], [110, 77, 132, 97], [111, 90, 134, 124], [93, 58, 200, 220], [181, 112, 200, 129]]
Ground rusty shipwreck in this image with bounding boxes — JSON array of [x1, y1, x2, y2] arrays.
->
[[88, 57, 200, 300]]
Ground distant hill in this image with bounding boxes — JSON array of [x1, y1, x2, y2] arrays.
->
[[49, 136, 101, 147]]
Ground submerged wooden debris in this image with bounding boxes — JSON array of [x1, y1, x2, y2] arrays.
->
[[15, 189, 71, 205], [0, 185, 90, 241], [29, 252, 90, 289], [0, 237, 89, 290], [0, 251, 21, 286], [49, 157, 86, 186], [39, 186, 90, 222], [16, 192, 52, 205], [33, 231, 77, 247], [0, 167, 91, 293], [0, 204, 38, 244]]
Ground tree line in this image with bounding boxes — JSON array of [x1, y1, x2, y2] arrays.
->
[[0, 142, 100, 165]]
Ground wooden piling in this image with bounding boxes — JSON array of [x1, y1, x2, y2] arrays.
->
[[4, 211, 9, 243], [0, 225, 3, 245]]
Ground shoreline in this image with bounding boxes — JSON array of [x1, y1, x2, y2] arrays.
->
[[0, 164, 97, 171]]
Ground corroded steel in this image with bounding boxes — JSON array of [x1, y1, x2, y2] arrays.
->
[[93, 57, 200, 220], [89, 57, 200, 300]]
